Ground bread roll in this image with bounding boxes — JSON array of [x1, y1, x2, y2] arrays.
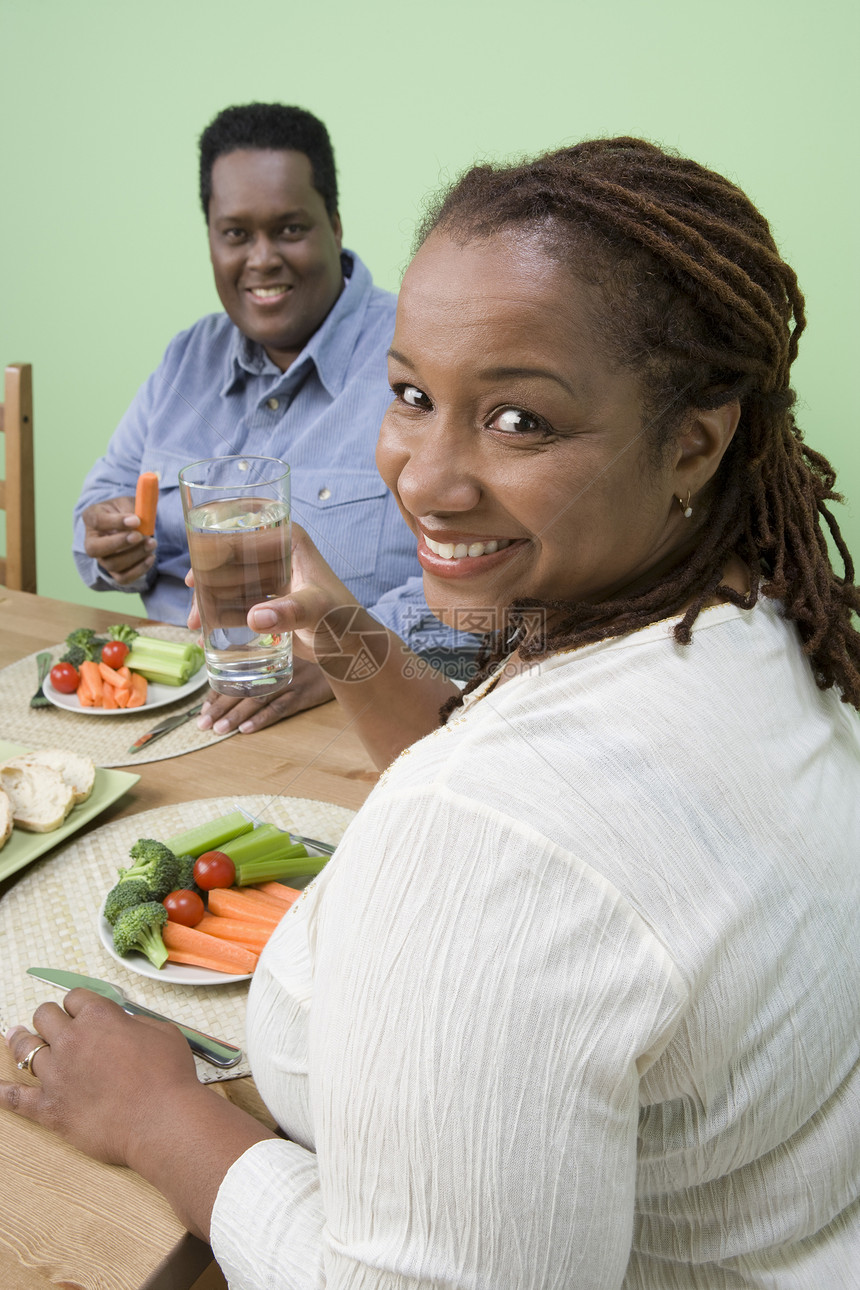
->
[[10, 748, 96, 804], [0, 763, 75, 833], [0, 789, 12, 850]]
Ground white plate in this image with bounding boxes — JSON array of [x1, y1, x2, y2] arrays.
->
[[98, 901, 253, 986], [44, 665, 208, 716]]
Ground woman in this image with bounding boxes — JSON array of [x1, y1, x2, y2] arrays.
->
[[4, 139, 859, 1288]]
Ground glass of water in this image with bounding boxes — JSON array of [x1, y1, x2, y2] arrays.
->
[[179, 455, 292, 697]]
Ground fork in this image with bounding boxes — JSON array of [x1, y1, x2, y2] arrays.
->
[[233, 804, 336, 855], [29, 652, 53, 708]]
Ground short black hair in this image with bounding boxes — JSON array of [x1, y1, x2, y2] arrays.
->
[[198, 103, 339, 218]]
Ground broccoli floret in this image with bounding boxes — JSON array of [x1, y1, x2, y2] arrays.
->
[[174, 853, 201, 893], [112, 901, 169, 970], [63, 627, 107, 662], [59, 643, 90, 668], [106, 623, 139, 645], [65, 627, 98, 651], [118, 839, 179, 900], [103, 877, 152, 925]]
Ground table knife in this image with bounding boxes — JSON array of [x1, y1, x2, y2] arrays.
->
[[27, 967, 243, 1067], [127, 702, 205, 754]]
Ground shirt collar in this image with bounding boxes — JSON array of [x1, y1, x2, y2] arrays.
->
[[220, 250, 373, 400]]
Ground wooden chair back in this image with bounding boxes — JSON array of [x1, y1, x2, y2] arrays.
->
[[0, 363, 36, 592]]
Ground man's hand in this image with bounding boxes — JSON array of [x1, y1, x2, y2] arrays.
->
[[197, 655, 334, 735], [82, 497, 156, 584]]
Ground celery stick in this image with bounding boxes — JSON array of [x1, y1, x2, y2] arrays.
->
[[164, 810, 253, 858], [131, 668, 190, 686], [126, 638, 202, 685], [236, 852, 329, 885], [219, 826, 305, 864], [132, 635, 197, 661]]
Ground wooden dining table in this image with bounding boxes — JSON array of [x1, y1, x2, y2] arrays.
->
[[0, 587, 379, 1290]]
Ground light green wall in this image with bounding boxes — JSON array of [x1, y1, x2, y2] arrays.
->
[[2, 0, 858, 614]]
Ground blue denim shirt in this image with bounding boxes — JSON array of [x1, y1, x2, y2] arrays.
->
[[73, 252, 479, 672]]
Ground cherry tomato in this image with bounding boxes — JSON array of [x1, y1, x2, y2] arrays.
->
[[193, 850, 236, 890], [101, 640, 130, 668], [50, 662, 80, 694], [163, 889, 205, 927]]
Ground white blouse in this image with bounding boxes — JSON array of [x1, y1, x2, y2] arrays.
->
[[210, 599, 860, 1288]]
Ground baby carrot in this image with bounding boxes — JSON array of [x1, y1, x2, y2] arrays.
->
[[163, 920, 258, 974], [134, 471, 159, 537]]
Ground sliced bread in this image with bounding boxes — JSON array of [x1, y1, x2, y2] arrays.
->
[[0, 789, 12, 850], [11, 748, 96, 804], [0, 763, 75, 833]]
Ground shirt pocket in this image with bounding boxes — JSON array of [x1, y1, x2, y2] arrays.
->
[[291, 468, 390, 583]]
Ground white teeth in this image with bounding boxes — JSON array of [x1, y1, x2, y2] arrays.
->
[[250, 286, 288, 298], [425, 536, 512, 560]]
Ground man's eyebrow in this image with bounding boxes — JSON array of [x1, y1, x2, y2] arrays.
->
[[213, 207, 311, 223]]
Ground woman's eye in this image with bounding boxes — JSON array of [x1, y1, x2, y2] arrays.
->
[[491, 407, 547, 435], [398, 385, 433, 410], [282, 224, 304, 237]]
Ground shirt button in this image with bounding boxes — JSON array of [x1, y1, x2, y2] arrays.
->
[[318, 487, 331, 501], [267, 397, 280, 410]]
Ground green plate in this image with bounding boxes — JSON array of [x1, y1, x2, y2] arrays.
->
[[0, 741, 140, 884]]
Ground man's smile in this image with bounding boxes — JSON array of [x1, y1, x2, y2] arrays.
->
[[247, 285, 293, 301]]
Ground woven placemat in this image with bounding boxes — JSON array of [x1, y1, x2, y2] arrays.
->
[[0, 793, 355, 1083], [0, 628, 235, 766]]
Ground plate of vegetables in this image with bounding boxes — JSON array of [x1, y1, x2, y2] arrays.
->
[[98, 808, 330, 985], [43, 626, 208, 715]]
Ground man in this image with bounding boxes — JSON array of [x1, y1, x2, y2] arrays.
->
[[74, 103, 477, 733]]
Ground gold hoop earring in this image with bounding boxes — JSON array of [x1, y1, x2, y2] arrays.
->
[[678, 492, 693, 519]]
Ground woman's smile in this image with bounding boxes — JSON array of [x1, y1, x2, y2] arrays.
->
[[418, 529, 523, 578]]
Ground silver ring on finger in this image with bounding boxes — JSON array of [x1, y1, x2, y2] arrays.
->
[[17, 1040, 50, 1075]]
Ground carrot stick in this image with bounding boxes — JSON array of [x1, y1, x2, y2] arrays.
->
[[163, 920, 258, 974], [253, 882, 302, 906], [101, 681, 118, 710], [197, 914, 274, 953], [207, 888, 283, 926], [134, 471, 159, 537], [127, 672, 147, 707], [76, 669, 93, 704], [114, 685, 131, 708], [79, 660, 104, 705], [228, 886, 288, 911], [98, 661, 129, 688]]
